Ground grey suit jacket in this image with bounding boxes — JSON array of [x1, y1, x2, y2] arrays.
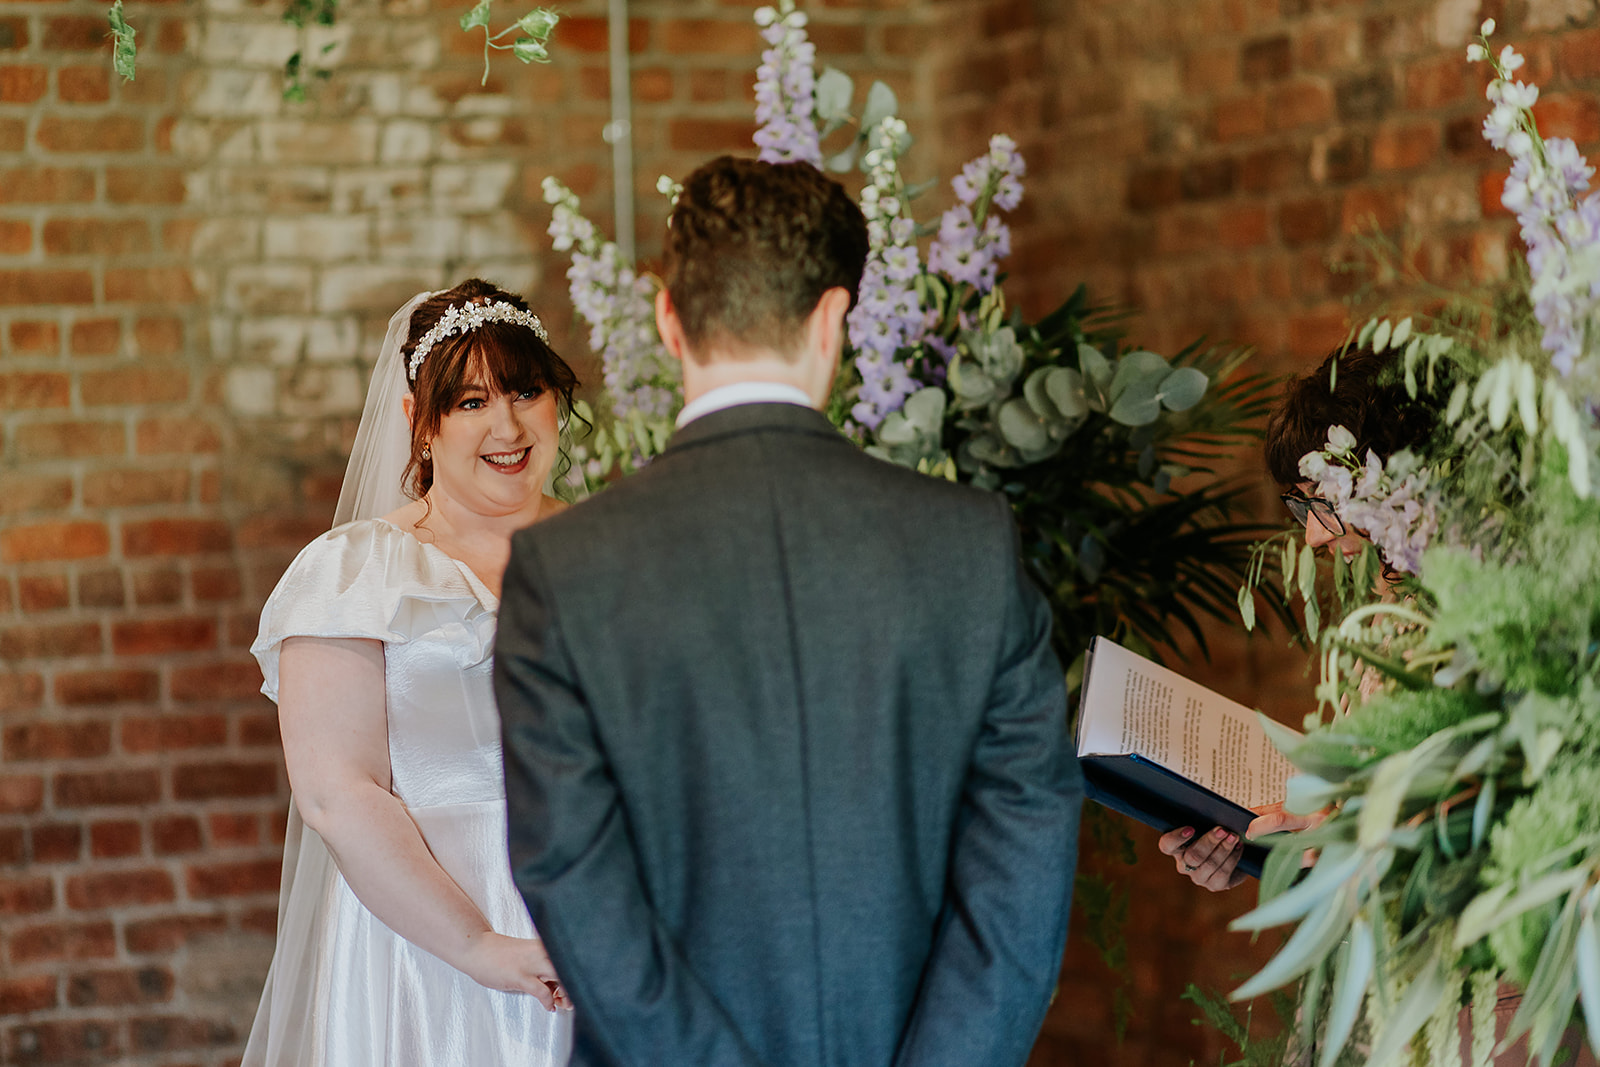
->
[[495, 402, 1083, 1067]]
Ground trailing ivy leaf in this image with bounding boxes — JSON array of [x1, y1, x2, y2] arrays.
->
[[107, 0, 136, 82], [460, 0, 492, 32], [512, 36, 550, 63], [515, 7, 558, 36]]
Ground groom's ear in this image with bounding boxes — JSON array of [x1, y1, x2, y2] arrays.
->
[[808, 287, 851, 364], [655, 289, 690, 365]]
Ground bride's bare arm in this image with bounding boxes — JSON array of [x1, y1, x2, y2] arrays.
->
[[277, 635, 569, 1011]]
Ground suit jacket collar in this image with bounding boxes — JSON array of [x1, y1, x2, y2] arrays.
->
[[665, 402, 845, 455]]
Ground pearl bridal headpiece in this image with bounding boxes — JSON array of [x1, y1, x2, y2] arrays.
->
[[408, 299, 550, 381]]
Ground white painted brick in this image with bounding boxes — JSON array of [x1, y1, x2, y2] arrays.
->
[[281, 365, 364, 417], [456, 262, 539, 298], [183, 69, 284, 117], [201, 20, 301, 66], [331, 168, 429, 213], [305, 317, 362, 362], [375, 216, 462, 260], [190, 219, 262, 260], [237, 317, 307, 365], [219, 167, 334, 212], [264, 216, 373, 262], [318, 264, 440, 314], [430, 162, 515, 213], [225, 265, 315, 315], [380, 121, 434, 164], [226, 365, 278, 416], [463, 214, 536, 259], [258, 120, 380, 166]]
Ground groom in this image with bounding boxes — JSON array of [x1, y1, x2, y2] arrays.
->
[[495, 155, 1083, 1067]]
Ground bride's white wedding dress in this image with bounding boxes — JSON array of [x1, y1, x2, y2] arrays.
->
[[242, 517, 573, 1067]]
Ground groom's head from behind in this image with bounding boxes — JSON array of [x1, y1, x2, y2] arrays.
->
[[658, 156, 868, 404]]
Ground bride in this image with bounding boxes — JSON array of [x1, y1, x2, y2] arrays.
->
[[243, 279, 578, 1066]]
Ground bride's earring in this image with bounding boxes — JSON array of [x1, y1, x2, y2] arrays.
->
[[421, 445, 431, 460]]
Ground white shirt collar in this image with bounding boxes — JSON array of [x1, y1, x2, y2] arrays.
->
[[675, 381, 815, 429]]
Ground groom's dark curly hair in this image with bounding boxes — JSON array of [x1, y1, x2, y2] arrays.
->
[[663, 155, 868, 360]]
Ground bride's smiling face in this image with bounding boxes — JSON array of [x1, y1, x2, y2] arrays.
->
[[424, 375, 560, 516]]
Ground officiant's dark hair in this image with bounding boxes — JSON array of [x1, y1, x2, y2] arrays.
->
[[1265, 343, 1442, 485], [402, 278, 580, 499], [664, 155, 868, 360]]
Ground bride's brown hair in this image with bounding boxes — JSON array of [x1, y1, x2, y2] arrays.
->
[[401, 278, 580, 499]]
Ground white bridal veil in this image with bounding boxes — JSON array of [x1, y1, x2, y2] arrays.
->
[[242, 291, 436, 1066]]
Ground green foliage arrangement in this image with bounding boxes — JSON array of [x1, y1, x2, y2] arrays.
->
[[547, 1, 1287, 672], [1228, 23, 1600, 1067]]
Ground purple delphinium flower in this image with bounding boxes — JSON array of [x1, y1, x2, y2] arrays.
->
[[847, 118, 925, 430], [752, 3, 822, 168], [544, 178, 679, 421], [928, 135, 1026, 299], [1299, 437, 1437, 575], [1474, 37, 1600, 376]]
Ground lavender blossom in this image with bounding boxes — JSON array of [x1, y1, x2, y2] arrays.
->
[[928, 135, 1026, 298], [1299, 436, 1438, 575], [544, 177, 680, 421], [752, 2, 822, 168], [1473, 36, 1600, 376], [847, 118, 926, 430]]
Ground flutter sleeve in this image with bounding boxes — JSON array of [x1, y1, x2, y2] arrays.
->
[[250, 518, 495, 702]]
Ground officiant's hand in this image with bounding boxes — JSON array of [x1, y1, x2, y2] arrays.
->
[[461, 932, 573, 1011], [1159, 804, 1326, 892], [1159, 825, 1246, 892]]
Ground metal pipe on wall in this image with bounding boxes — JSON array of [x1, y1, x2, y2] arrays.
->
[[605, 0, 636, 263]]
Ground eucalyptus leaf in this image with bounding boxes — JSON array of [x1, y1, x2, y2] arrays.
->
[[1285, 773, 1342, 815], [1108, 378, 1161, 426], [1364, 951, 1448, 1067], [902, 386, 946, 435], [1316, 916, 1375, 1067], [1232, 884, 1355, 1000], [1109, 350, 1170, 400], [877, 412, 916, 446], [1231, 842, 1362, 931], [1455, 869, 1586, 948], [1043, 367, 1088, 419], [824, 143, 858, 174], [1137, 444, 1156, 479], [1077, 343, 1113, 392], [1158, 366, 1208, 411], [1078, 534, 1105, 584], [859, 80, 898, 135], [997, 399, 1050, 453], [814, 67, 854, 122], [1576, 908, 1600, 1063], [1023, 367, 1062, 421]]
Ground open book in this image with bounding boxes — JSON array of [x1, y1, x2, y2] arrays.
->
[[1076, 637, 1298, 879]]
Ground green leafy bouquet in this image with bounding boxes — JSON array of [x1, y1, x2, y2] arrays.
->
[[545, 0, 1284, 670], [1230, 21, 1600, 1067]]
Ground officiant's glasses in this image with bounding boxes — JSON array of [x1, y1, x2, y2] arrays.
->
[[1280, 490, 1346, 537]]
